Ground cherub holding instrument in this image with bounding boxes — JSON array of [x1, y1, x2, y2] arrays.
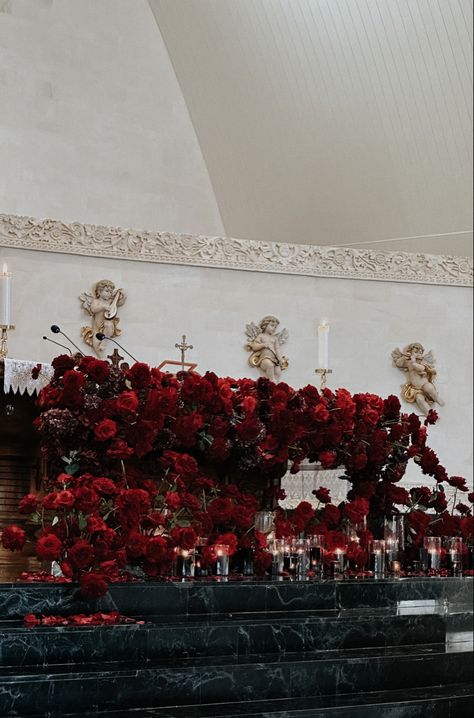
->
[[79, 280, 126, 356], [392, 342, 444, 415]]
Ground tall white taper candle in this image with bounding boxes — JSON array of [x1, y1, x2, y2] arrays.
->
[[318, 319, 330, 369], [0, 264, 12, 326]]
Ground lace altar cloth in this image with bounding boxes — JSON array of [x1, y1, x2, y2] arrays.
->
[[3, 358, 53, 396], [280, 464, 350, 508]]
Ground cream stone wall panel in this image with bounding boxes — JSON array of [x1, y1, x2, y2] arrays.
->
[[0, 0, 224, 236]]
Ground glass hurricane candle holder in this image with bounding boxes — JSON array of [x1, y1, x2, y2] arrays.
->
[[176, 548, 195, 578], [423, 537, 441, 572], [214, 544, 230, 576], [445, 537, 463, 576], [332, 547, 347, 577], [309, 535, 324, 576], [282, 538, 293, 573], [369, 540, 385, 578], [291, 538, 309, 580], [195, 536, 209, 577], [390, 560, 401, 577], [270, 539, 285, 578], [254, 511, 276, 537], [384, 516, 405, 552]]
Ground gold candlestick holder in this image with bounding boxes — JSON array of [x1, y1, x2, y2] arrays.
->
[[315, 367, 333, 389], [0, 325, 15, 359]]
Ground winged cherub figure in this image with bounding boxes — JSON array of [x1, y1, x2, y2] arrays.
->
[[79, 280, 126, 356], [245, 315, 289, 382], [391, 342, 444, 415]]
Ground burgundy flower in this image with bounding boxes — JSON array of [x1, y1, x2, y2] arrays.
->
[[68, 540, 94, 569], [18, 494, 38, 514], [75, 487, 100, 513], [448, 476, 468, 492], [313, 487, 331, 504], [116, 391, 139, 414], [127, 362, 152, 389], [323, 504, 341, 526], [55, 490, 75, 511], [343, 498, 369, 524], [36, 533, 63, 561], [94, 419, 117, 442], [2, 525, 27, 551], [81, 357, 110, 384], [171, 527, 197, 550], [208, 497, 234, 524]]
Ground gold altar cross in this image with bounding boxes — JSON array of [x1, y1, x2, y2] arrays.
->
[[175, 335, 193, 372]]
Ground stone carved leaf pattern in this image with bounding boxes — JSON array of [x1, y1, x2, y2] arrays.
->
[[0, 213, 472, 286]]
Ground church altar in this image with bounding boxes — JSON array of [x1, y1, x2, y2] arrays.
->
[[1, 352, 472, 592]]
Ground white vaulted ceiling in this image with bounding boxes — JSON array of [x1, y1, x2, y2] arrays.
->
[[149, 0, 473, 256]]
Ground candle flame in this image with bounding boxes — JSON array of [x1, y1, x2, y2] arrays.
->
[[319, 318, 329, 328], [2, 263, 7, 274]]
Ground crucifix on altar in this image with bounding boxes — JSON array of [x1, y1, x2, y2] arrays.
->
[[157, 334, 197, 374]]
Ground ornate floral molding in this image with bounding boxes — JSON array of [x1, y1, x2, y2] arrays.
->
[[0, 213, 472, 286]]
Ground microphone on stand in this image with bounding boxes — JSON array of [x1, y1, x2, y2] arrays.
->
[[95, 333, 138, 363], [50, 325, 85, 356], [42, 336, 72, 356]]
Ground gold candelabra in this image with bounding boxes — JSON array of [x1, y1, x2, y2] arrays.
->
[[315, 367, 333, 389], [0, 325, 15, 359]]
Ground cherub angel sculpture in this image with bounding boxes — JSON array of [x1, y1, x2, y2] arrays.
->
[[391, 342, 444, 415], [79, 280, 126, 356], [245, 315, 289, 381]]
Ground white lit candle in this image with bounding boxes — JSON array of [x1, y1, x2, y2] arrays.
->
[[318, 319, 330, 369], [0, 264, 12, 326]]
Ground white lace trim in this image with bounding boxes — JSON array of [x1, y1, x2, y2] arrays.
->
[[3, 358, 53, 396]]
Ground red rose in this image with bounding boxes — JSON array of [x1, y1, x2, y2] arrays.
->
[[313, 403, 330, 422], [116, 391, 139, 414], [455, 503, 471, 515], [75, 487, 100, 513], [343, 499, 369, 524], [319, 451, 337, 469], [107, 440, 134, 459], [208, 497, 234, 524], [52, 354, 76, 378], [126, 531, 149, 559], [117, 489, 151, 514], [55, 490, 75, 511], [419, 448, 439, 475], [92, 477, 119, 496], [36, 533, 63, 561], [42, 492, 59, 510], [165, 492, 182, 511], [2, 525, 26, 551], [353, 453, 367, 471], [293, 501, 315, 523], [68, 540, 94, 569], [384, 485, 410, 506], [383, 395, 401, 419], [87, 515, 107, 533], [468, 492, 474, 504], [241, 396, 257, 415], [81, 357, 110, 384], [147, 536, 169, 562], [448, 476, 468, 492], [127, 362, 151, 389], [171, 527, 197, 550], [80, 572, 109, 599], [362, 408, 380, 427], [232, 506, 255, 529], [18, 494, 38, 514], [323, 504, 340, 526], [313, 487, 331, 504], [94, 419, 117, 442], [410, 486, 432, 506]]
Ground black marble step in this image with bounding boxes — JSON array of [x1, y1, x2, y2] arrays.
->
[[0, 606, 471, 667], [0, 577, 472, 620], [25, 684, 474, 718], [0, 643, 472, 716]]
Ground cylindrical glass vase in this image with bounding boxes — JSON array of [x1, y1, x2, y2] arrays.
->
[[423, 537, 441, 571], [214, 544, 230, 576], [445, 537, 463, 576], [369, 540, 385, 578], [308, 535, 324, 576], [176, 549, 195, 578]]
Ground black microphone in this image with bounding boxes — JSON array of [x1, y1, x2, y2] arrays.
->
[[43, 336, 72, 356], [96, 333, 138, 363], [50, 325, 85, 356]]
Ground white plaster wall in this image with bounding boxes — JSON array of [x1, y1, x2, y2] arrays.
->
[[0, 0, 224, 236], [1, 245, 472, 488]]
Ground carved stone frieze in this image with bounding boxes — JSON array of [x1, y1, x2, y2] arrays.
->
[[0, 213, 472, 287]]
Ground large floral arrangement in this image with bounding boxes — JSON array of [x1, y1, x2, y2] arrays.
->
[[2, 354, 472, 597]]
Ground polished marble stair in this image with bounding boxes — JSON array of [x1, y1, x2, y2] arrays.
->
[[0, 578, 472, 717]]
